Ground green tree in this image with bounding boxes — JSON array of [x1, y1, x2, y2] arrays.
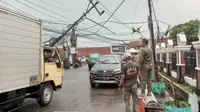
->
[[170, 19, 200, 45]]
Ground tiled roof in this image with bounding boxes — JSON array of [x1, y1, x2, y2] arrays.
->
[[128, 40, 142, 47], [78, 47, 111, 57]]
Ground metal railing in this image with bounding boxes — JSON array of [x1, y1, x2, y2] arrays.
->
[[171, 53, 177, 71], [184, 51, 196, 79], [163, 54, 166, 68]]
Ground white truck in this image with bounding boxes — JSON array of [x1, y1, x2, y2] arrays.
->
[[0, 7, 63, 111]]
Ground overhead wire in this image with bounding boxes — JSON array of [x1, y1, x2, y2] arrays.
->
[[38, 0, 82, 16], [15, 0, 65, 21], [41, 20, 70, 25], [78, 33, 114, 42], [76, 20, 167, 31], [22, 0, 74, 21], [76, 28, 133, 41], [76, 21, 105, 31], [0, 0, 38, 19], [79, 35, 119, 44], [85, 18, 116, 34], [98, 1, 132, 30], [95, 0, 126, 34], [15, 0, 91, 28], [132, 0, 140, 27], [78, 34, 126, 44], [98, 1, 146, 38]]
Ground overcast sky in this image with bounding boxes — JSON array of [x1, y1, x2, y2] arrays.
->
[[1, 0, 200, 47]]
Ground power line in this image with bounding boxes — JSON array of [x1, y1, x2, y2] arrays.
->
[[98, 1, 132, 30], [132, 0, 140, 26], [85, 18, 116, 34], [15, 0, 65, 21], [109, 20, 148, 25], [50, 1, 101, 47], [43, 27, 64, 34], [41, 20, 70, 25], [107, 20, 170, 25], [76, 21, 105, 31], [0, 0, 38, 19], [22, 0, 73, 21], [78, 34, 126, 44], [81, 37, 122, 44], [95, 0, 126, 34], [43, 25, 68, 29], [38, 0, 81, 16], [77, 29, 133, 41]]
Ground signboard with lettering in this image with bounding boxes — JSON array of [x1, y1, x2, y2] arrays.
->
[[111, 45, 126, 54]]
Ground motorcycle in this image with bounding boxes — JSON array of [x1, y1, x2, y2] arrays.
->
[[74, 60, 82, 68], [64, 59, 71, 69]]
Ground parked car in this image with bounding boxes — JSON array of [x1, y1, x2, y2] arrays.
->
[[88, 53, 100, 70], [89, 54, 122, 88]]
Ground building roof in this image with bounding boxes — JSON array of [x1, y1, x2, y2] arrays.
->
[[128, 40, 142, 47], [78, 47, 111, 57]]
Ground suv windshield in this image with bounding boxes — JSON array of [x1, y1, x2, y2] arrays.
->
[[97, 55, 120, 64]]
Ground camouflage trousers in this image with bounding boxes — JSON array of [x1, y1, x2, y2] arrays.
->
[[140, 68, 152, 93], [124, 84, 139, 112]]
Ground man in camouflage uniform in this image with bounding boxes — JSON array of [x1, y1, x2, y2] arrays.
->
[[137, 38, 153, 96], [119, 53, 139, 112]]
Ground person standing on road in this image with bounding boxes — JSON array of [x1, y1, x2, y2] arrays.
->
[[119, 53, 139, 112], [137, 38, 153, 96]]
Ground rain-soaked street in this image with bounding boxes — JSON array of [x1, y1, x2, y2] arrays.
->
[[18, 66, 125, 112]]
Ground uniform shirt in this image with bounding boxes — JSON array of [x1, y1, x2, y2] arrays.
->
[[122, 61, 139, 88], [137, 46, 153, 69]]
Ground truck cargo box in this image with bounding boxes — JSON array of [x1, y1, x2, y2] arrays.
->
[[0, 7, 41, 93]]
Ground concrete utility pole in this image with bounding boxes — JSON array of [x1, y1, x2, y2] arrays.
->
[[50, 1, 102, 47], [70, 27, 77, 64], [148, 0, 159, 81]]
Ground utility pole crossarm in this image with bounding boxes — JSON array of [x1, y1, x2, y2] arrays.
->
[[89, 0, 105, 15], [50, 1, 100, 47]]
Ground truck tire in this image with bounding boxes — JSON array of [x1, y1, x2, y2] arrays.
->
[[0, 107, 3, 112], [37, 84, 53, 106]]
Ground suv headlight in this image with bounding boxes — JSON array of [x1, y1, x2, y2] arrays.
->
[[113, 68, 121, 72], [90, 68, 97, 74]]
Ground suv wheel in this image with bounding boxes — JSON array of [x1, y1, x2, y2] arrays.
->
[[90, 82, 95, 88], [88, 66, 91, 71]]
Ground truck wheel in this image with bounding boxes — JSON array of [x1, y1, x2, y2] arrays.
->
[[0, 107, 3, 112], [37, 84, 53, 106]]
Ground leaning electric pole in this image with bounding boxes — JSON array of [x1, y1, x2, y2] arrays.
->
[[148, 0, 159, 81]]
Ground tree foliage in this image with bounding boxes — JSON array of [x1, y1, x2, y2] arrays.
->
[[170, 19, 200, 45]]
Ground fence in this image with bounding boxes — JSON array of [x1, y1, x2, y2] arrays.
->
[[184, 48, 196, 79], [172, 52, 177, 71], [163, 54, 166, 68], [184, 52, 191, 76]]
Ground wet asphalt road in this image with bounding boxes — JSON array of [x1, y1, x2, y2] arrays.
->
[[19, 66, 125, 112]]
